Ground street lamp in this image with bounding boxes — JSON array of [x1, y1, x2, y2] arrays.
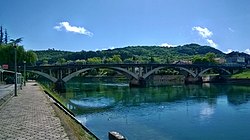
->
[[23, 61, 26, 86], [14, 45, 17, 96], [10, 37, 23, 96]]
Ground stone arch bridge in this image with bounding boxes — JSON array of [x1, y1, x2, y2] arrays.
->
[[26, 63, 247, 92]]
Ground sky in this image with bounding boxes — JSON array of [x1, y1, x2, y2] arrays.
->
[[0, 0, 250, 54]]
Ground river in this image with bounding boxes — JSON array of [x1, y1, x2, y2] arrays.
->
[[58, 80, 250, 140]]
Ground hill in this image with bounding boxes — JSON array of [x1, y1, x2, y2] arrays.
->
[[35, 43, 225, 64]]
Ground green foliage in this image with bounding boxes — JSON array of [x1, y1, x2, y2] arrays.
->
[[42, 59, 49, 66], [26, 50, 37, 65], [0, 26, 3, 44], [4, 29, 8, 44], [205, 53, 216, 63], [231, 70, 250, 79], [87, 57, 102, 64], [192, 53, 217, 64], [0, 44, 37, 66], [105, 55, 122, 63], [75, 59, 86, 65], [34, 44, 225, 65], [124, 57, 135, 63], [192, 55, 209, 64], [57, 58, 66, 65], [0, 29, 37, 66], [35, 49, 74, 64]]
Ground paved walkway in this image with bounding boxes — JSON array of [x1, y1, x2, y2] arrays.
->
[[0, 82, 69, 140]]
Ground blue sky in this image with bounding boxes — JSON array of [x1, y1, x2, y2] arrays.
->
[[0, 0, 250, 54]]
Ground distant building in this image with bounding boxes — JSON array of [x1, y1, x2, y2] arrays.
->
[[173, 60, 192, 64], [225, 52, 250, 65], [214, 58, 226, 64]]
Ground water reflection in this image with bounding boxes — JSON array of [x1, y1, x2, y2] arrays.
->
[[63, 82, 250, 115], [199, 105, 215, 120], [41, 78, 250, 140], [70, 97, 115, 108]]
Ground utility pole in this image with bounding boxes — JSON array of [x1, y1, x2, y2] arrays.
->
[[23, 61, 26, 86], [10, 38, 22, 96], [14, 45, 17, 96]]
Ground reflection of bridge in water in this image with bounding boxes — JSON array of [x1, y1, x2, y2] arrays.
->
[[26, 63, 248, 92]]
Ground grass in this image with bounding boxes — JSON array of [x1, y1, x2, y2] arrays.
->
[[231, 70, 250, 79], [39, 83, 97, 140], [40, 84, 67, 107], [51, 102, 96, 140]]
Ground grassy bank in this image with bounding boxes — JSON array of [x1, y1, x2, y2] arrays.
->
[[39, 83, 97, 140], [231, 70, 250, 79]]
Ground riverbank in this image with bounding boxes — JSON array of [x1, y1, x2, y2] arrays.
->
[[227, 78, 250, 85], [0, 81, 96, 140], [39, 83, 98, 140]]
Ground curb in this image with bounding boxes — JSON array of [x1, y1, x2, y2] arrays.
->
[[43, 90, 100, 140]]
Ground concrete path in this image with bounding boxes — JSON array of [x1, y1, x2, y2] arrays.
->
[[0, 82, 69, 140]]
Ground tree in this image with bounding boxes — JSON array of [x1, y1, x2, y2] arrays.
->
[[57, 58, 66, 65], [42, 59, 49, 65], [149, 57, 161, 64], [192, 55, 207, 64], [26, 50, 38, 66], [10, 37, 23, 45], [124, 57, 134, 63], [112, 55, 122, 63], [0, 26, 3, 44], [75, 59, 86, 65], [0, 30, 37, 66], [105, 55, 122, 63], [205, 52, 216, 63], [87, 57, 102, 64], [4, 29, 8, 44]]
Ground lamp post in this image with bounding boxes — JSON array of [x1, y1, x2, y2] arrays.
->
[[10, 38, 22, 96], [23, 61, 26, 86], [14, 45, 17, 96]]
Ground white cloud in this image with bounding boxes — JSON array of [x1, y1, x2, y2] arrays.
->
[[223, 48, 250, 54], [160, 43, 177, 47], [245, 49, 250, 54], [224, 49, 233, 54], [192, 26, 218, 48], [96, 46, 115, 51], [206, 39, 217, 48], [109, 47, 115, 50], [228, 27, 235, 32], [192, 26, 213, 38], [54, 21, 93, 37]]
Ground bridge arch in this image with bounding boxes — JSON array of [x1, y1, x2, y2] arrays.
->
[[27, 70, 58, 83], [198, 68, 231, 77], [142, 66, 197, 79], [62, 66, 139, 83]]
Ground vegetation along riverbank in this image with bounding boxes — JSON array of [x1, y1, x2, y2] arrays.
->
[[40, 83, 98, 140]]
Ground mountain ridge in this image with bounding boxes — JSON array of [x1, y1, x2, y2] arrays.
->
[[34, 43, 249, 64]]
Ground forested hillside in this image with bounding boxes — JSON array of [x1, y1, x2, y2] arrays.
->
[[35, 43, 225, 64]]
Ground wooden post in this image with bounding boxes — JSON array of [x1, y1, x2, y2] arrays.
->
[[108, 131, 126, 140]]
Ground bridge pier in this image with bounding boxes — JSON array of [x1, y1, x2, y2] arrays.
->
[[129, 77, 147, 88], [55, 79, 66, 93], [184, 76, 202, 84]]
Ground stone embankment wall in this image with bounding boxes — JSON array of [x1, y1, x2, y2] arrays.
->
[[148, 75, 185, 86]]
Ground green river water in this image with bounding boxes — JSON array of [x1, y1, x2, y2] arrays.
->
[[54, 79, 250, 140]]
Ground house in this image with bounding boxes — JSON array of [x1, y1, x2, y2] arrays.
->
[[225, 52, 250, 65], [173, 60, 192, 64], [214, 58, 226, 64]]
